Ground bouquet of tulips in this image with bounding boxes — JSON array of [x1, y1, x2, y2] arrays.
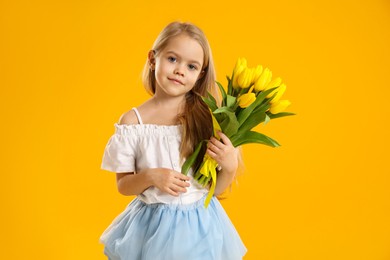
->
[[182, 57, 295, 207]]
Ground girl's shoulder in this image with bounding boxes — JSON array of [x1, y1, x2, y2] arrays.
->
[[117, 109, 139, 126], [114, 107, 182, 137], [117, 99, 152, 126]]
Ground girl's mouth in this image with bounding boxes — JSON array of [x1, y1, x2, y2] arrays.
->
[[168, 78, 184, 85]]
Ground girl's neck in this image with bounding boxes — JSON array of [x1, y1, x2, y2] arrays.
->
[[151, 92, 186, 114], [136, 93, 186, 126]]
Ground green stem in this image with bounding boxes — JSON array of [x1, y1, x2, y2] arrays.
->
[[194, 169, 203, 180], [198, 175, 207, 185]]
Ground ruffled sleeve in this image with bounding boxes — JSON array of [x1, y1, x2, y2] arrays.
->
[[100, 124, 138, 173]]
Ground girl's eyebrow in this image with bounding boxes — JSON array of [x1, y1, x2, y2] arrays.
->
[[166, 51, 202, 67]]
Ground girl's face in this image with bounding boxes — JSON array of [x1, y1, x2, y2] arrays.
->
[[150, 34, 205, 99]]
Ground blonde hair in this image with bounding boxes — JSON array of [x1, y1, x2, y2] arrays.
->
[[142, 21, 217, 169], [142, 21, 243, 195]]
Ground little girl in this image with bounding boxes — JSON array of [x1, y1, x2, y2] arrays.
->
[[100, 21, 247, 260]]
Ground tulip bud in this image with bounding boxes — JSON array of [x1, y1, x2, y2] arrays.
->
[[265, 77, 282, 93], [237, 67, 252, 89], [269, 83, 286, 104], [254, 68, 272, 92], [252, 65, 263, 84], [238, 93, 256, 108], [240, 57, 247, 67], [269, 100, 291, 114], [232, 58, 247, 88]]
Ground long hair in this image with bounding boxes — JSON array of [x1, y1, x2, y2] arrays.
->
[[142, 21, 217, 167]]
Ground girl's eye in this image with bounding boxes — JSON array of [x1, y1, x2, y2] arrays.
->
[[168, 56, 176, 62], [188, 64, 197, 71]]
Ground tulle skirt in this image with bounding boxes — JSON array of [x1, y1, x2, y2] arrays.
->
[[99, 195, 247, 260]]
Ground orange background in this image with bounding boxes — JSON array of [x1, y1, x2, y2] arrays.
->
[[1, 0, 390, 259]]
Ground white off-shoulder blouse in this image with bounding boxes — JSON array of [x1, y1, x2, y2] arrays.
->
[[100, 109, 208, 205]]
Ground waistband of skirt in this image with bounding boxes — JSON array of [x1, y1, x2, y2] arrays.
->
[[135, 193, 213, 211]]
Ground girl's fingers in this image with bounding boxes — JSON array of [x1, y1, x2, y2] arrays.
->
[[173, 172, 190, 181], [207, 148, 217, 158], [173, 178, 190, 188], [156, 169, 190, 196], [163, 184, 185, 196], [166, 188, 179, 196], [171, 183, 187, 193], [208, 141, 221, 153], [209, 137, 225, 150], [217, 131, 233, 146]]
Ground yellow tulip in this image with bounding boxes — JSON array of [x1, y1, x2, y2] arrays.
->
[[254, 67, 272, 92], [199, 154, 218, 208], [252, 65, 263, 84], [269, 100, 291, 114], [238, 92, 256, 108], [232, 57, 247, 88], [265, 77, 282, 93], [237, 67, 253, 89], [200, 154, 218, 177], [269, 83, 286, 104]]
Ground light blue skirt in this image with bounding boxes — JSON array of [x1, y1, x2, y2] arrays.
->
[[99, 195, 247, 260]]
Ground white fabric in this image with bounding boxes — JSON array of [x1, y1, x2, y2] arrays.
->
[[101, 122, 208, 205]]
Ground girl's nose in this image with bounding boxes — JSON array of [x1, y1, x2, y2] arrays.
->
[[174, 65, 185, 76]]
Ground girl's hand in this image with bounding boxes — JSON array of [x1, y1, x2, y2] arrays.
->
[[147, 168, 191, 196], [206, 131, 238, 174]]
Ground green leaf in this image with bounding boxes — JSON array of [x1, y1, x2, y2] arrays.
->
[[181, 141, 206, 175], [207, 91, 217, 105], [231, 131, 280, 147], [267, 112, 296, 119], [213, 106, 232, 113], [201, 95, 218, 111], [236, 102, 270, 133], [213, 108, 239, 138], [226, 95, 236, 108], [216, 81, 227, 107], [263, 113, 270, 126], [193, 161, 205, 180], [213, 112, 224, 123], [236, 87, 278, 126], [227, 75, 233, 96]]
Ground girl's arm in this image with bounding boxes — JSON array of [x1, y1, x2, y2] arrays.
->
[[116, 168, 190, 196], [206, 132, 239, 196], [214, 168, 237, 196]]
